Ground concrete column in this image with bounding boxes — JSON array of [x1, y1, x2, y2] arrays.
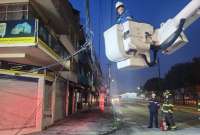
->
[[51, 77, 57, 123], [65, 81, 69, 116], [72, 91, 76, 113], [36, 77, 45, 131]]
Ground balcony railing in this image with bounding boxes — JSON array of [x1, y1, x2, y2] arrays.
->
[[37, 20, 70, 59], [0, 19, 70, 59]]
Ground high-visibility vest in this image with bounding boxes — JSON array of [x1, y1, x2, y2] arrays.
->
[[161, 94, 174, 113], [161, 103, 174, 113], [198, 99, 200, 112]]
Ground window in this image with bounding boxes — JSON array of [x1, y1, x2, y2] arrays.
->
[[0, 5, 6, 21], [0, 3, 30, 21]]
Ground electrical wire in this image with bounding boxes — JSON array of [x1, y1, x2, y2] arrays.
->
[[11, 41, 91, 76], [0, 1, 101, 134], [0, 41, 92, 134]]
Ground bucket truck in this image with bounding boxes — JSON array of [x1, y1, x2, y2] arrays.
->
[[104, 0, 200, 70]]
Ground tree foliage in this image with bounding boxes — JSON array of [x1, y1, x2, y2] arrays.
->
[[143, 57, 200, 93], [143, 78, 164, 91]]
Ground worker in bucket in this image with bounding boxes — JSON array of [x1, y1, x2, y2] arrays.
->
[[161, 90, 177, 130], [148, 92, 160, 128], [115, 1, 133, 24]]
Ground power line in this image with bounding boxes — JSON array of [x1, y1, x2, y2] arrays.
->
[[98, 0, 101, 59], [22, 41, 90, 74], [0, 41, 91, 80]]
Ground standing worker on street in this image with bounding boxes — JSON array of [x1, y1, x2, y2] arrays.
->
[[115, 1, 133, 24], [161, 90, 177, 130], [148, 92, 160, 128], [198, 95, 200, 112], [197, 95, 200, 120]]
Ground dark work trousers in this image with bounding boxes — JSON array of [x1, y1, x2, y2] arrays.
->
[[149, 111, 158, 127], [164, 113, 175, 128]]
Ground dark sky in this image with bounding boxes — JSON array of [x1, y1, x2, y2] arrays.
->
[[70, 0, 200, 93]]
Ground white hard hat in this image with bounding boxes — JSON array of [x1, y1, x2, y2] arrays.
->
[[152, 93, 156, 98], [115, 1, 124, 9]]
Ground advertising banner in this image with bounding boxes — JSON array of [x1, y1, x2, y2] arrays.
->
[[0, 20, 36, 44]]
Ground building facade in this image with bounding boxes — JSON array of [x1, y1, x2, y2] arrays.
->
[[0, 0, 101, 134]]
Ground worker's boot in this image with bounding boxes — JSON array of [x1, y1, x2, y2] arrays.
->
[[171, 125, 177, 131], [147, 126, 152, 128]]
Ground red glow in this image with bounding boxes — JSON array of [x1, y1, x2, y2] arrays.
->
[[99, 93, 105, 112]]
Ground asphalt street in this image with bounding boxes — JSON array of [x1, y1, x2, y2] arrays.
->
[[113, 100, 200, 135], [29, 100, 200, 135]]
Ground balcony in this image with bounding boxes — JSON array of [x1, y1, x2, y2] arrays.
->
[[0, 19, 70, 70], [31, 0, 80, 56]]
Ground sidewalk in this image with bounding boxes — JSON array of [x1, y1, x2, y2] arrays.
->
[[29, 107, 118, 135]]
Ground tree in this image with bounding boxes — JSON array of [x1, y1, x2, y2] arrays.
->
[[143, 57, 200, 103], [143, 77, 165, 95], [164, 63, 193, 90], [191, 57, 200, 85]]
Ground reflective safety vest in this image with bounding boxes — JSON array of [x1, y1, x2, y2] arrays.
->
[[198, 99, 200, 112], [161, 93, 174, 113], [161, 103, 174, 113]]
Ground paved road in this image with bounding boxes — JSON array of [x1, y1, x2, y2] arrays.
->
[[112, 100, 200, 135], [29, 100, 200, 135]]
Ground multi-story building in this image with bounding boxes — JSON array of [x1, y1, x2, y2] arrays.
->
[[0, 0, 101, 134]]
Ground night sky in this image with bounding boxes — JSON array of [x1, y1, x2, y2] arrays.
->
[[70, 0, 200, 93]]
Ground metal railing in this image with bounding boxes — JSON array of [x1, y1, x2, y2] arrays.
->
[[37, 20, 70, 59], [0, 19, 70, 60]]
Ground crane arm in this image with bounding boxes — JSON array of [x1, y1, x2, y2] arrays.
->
[[156, 0, 200, 54], [104, 0, 200, 70]]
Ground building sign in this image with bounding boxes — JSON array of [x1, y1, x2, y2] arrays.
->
[[0, 20, 36, 44]]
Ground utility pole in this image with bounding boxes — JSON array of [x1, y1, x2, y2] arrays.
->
[[85, 0, 95, 91], [85, 0, 91, 36], [157, 57, 161, 79], [107, 63, 111, 94], [157, 56, 162, 99]]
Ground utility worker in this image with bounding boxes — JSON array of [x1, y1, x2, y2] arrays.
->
[[115, 1, 133, 24], [161, 90, 177, 130], [198, 95, 200, 120], [198, 95, 200, 112], [148, 92, 160, 128]]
